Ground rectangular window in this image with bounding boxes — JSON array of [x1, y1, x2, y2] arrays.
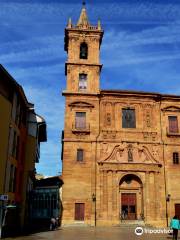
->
[[77, 149, 84, 162], [122, 109, 136, 128], [173, 152, 179, 164], [12, 130, 18, 159], [169, 116, 178, 133], [79, 74, 87, 90], [75, 203, 85, 221], [75, 112, 86, 129], [9, 165, 16, 192]]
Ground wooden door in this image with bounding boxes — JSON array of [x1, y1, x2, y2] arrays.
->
[[75, 203, 85, 221], [175, 204, 180, 218], [121, 193, 136, 220]]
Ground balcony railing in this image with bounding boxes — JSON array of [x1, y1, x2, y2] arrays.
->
[[166, 127, 180, 136], [72, 123, 90, 134]]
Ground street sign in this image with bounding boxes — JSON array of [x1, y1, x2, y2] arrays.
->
[[0, 195, 8, 201]]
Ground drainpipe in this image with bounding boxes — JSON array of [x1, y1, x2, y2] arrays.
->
[[159, 97, 168, 227], [94, 93, 101, 227]]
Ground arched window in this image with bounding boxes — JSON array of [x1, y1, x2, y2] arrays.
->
[[80, 42, 88, 59], [79, 73, 87, 90]]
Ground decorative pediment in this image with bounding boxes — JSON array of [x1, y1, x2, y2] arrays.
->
[[162, 106, 180, 112], [69, 101, 94, 109], [99, 144, 160, 165]]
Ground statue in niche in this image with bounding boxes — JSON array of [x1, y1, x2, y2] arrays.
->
[[106, 113, 111, 126], [128, 146, 133, 162]]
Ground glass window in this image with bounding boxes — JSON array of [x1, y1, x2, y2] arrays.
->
[[77, 149, 84, 162], [9, 165, 16, 192], [80, 42, 88, 59], [173, 152, 179, 164], [79, 74, 87, 90], [122, 109, 136, 128], [75, 112, 86, 129], [169, 116, 178, 133]]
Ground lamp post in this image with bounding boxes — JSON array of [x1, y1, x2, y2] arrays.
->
[[166, 194, 171, 227], [92, 193, 96, 226]]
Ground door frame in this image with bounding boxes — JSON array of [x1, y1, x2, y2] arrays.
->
[[121, 192, 137, 220]]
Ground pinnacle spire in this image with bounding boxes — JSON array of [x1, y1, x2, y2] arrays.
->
[[67, 17, 72, 28], [77, 2, 90, 27]]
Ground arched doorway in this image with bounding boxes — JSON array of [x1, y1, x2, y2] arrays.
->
[[119, 174, 143, 221]]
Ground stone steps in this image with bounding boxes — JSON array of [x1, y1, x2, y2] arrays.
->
[[115, 220, 146, 228]]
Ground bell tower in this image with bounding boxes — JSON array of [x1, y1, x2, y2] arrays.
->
[[62, 3, 104, 226], [64, 2, 103, 94]]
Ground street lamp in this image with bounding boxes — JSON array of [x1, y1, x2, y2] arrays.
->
[[166, 194, 171, 202], [92, 193, 96, 202], [166, 194, 171, 227], [92, 193, 96, 226]]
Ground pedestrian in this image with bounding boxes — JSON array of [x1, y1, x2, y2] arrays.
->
[[50, 217, 56, 231], [170, 215, 180, 240], [56, 217, 59, 228]]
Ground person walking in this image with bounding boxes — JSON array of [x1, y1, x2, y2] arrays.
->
[[170, 215, 180, 240], [50, 217, 56, 231]]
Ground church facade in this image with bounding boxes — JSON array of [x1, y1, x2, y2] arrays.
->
[[62, 5, 180, 227]]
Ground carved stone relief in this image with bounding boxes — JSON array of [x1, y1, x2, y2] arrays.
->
[[102, 130, 116, 139], [127, 144, 133, 162], [99, 143, 160, 165], [106, 113, 111, 126], [143, 132, 157, 141]]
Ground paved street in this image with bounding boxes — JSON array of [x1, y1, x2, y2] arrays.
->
[[5, 226, 175, 240]]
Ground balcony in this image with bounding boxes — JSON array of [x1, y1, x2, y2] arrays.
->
[[72, 123, 90, 134], [166, 127, 180, 137]]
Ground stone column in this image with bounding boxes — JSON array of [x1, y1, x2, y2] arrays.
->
[[112, 171, 117, 219], [112, 103, 115, 129], [103, 170, 108, 218], [154, 172, 158, 220], [107, 170, 113, 219], [145, 172, 150, 221], [149, 172, 155, 220], [99, 170, 103, 218]]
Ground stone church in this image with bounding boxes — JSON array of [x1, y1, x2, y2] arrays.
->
[[62, 4, 180, 227]]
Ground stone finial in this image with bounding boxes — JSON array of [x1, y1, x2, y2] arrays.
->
[[98, 19, 101, 30], [67, 17, 72, 28], [77, 2, 90, 27]]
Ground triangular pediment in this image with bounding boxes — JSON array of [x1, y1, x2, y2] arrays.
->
[[69, 101, 94, 109], [162, 106, 180, 112], [99, 145, 159, 165]]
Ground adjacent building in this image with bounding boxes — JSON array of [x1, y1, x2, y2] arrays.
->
[[62, 5, 180, 227], [0, 64, 47, 233], [29, 176, 63, 227]]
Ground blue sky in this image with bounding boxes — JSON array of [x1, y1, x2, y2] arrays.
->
[[1, 0, 180, 176]]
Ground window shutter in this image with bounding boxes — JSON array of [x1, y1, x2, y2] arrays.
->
[[77, 149, 83, 162], [169, 116, 178, 133], [75, 112, 86, 129]]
